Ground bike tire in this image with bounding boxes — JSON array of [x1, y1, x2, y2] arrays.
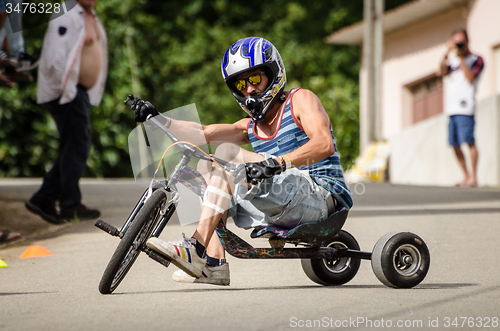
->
[[98, 189, 168, 294]]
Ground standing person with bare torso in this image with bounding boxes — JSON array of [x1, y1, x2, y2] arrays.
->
[[26, 0, 108, 223]]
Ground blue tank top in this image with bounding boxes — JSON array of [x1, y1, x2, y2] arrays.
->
[[247, 88, 353, 209]]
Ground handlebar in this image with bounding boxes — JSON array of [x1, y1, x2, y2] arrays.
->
[[125, 94, 239, 175]]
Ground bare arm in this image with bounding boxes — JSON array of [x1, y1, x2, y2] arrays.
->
[[437, 55, 449, 77], [202, 118, 251, 146], [161, 117, 251, 146], [0, 12, 8, 29], [458, 56, 477, 84], [281, 89, 335, 167], [437, 40, 454, 77], [436, 38, 479, 83]]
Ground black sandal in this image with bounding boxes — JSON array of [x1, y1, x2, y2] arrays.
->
[[0, 72, 13, 88], [0, 231, 21, 244]]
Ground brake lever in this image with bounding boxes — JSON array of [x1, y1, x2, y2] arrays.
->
[[250, 178, 260, 185]]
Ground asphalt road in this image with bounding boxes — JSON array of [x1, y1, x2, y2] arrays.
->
[[0, 179, 499, 331]]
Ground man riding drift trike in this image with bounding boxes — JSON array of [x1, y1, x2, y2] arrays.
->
[[96, 37, 429, 293], [131, 37, 353, 285]]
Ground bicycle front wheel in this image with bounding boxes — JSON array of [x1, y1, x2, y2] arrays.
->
[[98, 189, 169, 294]]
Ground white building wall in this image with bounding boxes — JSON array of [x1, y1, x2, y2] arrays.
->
[[381, 6, 467, 140], [467, 0, 500, 100], [390, 95, 500, 187], [355, 0, 500, 187]]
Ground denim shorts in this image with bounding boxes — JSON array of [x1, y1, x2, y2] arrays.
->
[[449, 115, 475, 146], [227, 168, 330, 229]]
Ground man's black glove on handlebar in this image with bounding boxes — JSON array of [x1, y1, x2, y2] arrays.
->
[[234, 158, 283, 184], [132, 98, 159, 123], [125, 94, 170, 128]]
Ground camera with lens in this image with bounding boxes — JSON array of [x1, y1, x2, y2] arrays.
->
[[455, 41, 465, 50]]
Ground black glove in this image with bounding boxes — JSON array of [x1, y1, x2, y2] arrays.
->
[[234, 158, 283, 184], [134, 100, 159, 122], [124, 94, 159, 122]]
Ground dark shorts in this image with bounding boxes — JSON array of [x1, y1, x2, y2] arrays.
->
[[449, 115, 475, 147]]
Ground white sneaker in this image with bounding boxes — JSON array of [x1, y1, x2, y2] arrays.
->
[[146, 235, 207, 278], [172, 263, 230, 286]]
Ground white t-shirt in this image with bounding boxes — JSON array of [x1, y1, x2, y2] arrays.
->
[[444, 54, 484, 116], [37, 0, 108, 106]]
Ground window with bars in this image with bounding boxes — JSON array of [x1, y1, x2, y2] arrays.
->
[[407, 74, 443, 124]]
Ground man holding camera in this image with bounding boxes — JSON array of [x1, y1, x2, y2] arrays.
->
[[438, 29, 484, 188]]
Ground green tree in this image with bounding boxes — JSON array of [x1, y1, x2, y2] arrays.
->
[[0, 0, 410, 177]]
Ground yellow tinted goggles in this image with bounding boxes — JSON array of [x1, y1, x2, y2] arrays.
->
[[234, 72, 265, 91]]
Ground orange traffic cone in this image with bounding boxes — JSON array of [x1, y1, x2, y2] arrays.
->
[[19, 245, 53, 259], [0, 259, 8, 268]]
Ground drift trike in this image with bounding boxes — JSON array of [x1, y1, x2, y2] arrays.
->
[[95, 96, 430, 294]]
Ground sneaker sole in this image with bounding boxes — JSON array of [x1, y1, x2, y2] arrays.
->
[[25, 201, 62, 224], [146, 238, 205, 278], [172, 271, 230, 286], [15, 61, 40, 72]]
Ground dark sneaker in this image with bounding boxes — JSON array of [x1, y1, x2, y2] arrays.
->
[[15, 52, 40, 72], [25, 200, 62, 224], [0, 71, 13, 88], [0, 50, 17, 68], [3, 67, 33, 83], [60, 203, 100, 221]]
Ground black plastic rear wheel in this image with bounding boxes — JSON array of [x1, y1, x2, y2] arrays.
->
[[98, 189, 168, 294], [371, 232, 430, 288], [301, 230, 361, 286]]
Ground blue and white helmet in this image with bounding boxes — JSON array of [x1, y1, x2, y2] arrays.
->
[[221, 37, 286, 121]]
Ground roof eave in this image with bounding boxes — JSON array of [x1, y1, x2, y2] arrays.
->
[[324, 0, 469, 45]]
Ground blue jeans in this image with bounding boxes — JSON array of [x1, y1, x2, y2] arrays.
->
[[228, 168, 330, 229]]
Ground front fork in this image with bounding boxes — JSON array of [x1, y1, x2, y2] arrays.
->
[[95, 153, 188, 238], [95, 188, 150, 238]]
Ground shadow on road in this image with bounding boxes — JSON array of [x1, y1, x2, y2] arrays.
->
[[107, 283, 478, 295], [0, 291, 57, 297]]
